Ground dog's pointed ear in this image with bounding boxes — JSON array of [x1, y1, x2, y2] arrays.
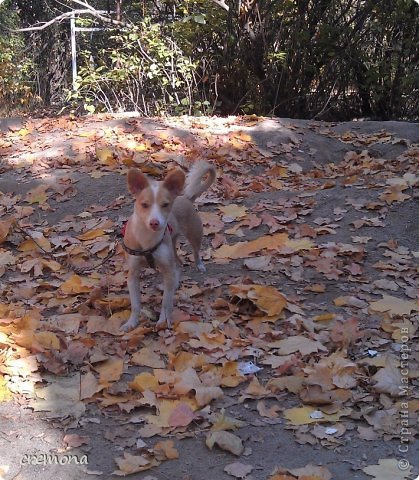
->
[[163, 168, 185, 196], [127, 169, 149, 195]]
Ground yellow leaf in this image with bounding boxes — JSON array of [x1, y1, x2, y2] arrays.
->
[[210, 410, 246, 431], [230, 284, 287, 316], [35, 331, 60, 350], [213, 233, 313, 260], [95, 145, 117, 166], [154, 440, 179, 460], [283, 406, 351, 425], [77, 229, 106, 241], [0, 375, 12, 402], [129, 372, 159, 392], [146, 398, 198, 428], [313, 313, 336, 322], [60, 274, 96, 294], [18, 235, 51, 252], [214, 233, 288, 259], [219, 204, 248, 220], [95, 357, 124, 384], [113, 452, 158, 476], [233, 131, 253, 143], [24, 185, 49, 204]]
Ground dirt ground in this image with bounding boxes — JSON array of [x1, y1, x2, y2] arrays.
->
[[0, 115, 418, 480]]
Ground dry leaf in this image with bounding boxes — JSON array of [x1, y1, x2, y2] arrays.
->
[[288, 463, 332, 480], [369, 295, 419, 316], [129, 372, 159, 392], [224, 462, 254, 478], [283, 406, 351, 425], [372, 358, 402, 396], [113, 452, 158, 475], [153, 440, 179, 460], [230, 284, 287, 316], [362, 458, 412, 479], [271, 336, 327, 356], [206, 431, 244, 456], [63, 434, 90, 448]]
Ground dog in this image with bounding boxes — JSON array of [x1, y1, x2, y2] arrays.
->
[[121, 161, 216, 331]]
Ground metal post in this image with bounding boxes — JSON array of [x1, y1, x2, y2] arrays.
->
[[70, 14, 77, 90]]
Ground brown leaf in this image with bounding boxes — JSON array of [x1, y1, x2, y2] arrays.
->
[[153, 440, 179, 460], [330, 317, 363, 348], [63, 434, 90, 448]]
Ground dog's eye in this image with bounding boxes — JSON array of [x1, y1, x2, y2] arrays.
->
[[141, 203, 149, 209], [161, 202, 170, 208]]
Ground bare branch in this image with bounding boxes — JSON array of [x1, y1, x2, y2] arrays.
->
[[69, 0, 129, 26], [12, 0, 130, 32], [211, 0, 229, 11], [13, 10, 93, 32]]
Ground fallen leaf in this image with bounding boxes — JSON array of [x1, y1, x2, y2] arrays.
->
[[63, 434, 90, 448], [362, 458, 412, 479], [113, 452, 158, 475], [369, 295, 419, 316], [224, 462, 254, 478], [129, 372, 159, 392], [270, 336, 327, 356], [95, 357, 124, 384], [230, 284, 287, 316], [206, 431, 244, 456], [288, 463, 332, 480], [372, 357, 402, 396], [283, 406, 351, 425], [153, 440, 179, 460], [168, 402, 196, 427]]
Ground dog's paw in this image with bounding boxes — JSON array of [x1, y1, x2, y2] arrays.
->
[[196, 261, 206, 273], [121, 318, 139, 332], [156, 313, 172, 330]]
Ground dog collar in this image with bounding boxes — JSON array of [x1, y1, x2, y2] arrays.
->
[[121, 224, 172, 268]]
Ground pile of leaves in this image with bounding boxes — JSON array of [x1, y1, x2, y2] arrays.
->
[[0, 115, 418, 478]]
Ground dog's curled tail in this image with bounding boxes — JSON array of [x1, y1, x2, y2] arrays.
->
[[184, 161, 216, 202]]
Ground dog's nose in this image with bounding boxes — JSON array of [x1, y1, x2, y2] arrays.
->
[[149, 219, 160, 230]]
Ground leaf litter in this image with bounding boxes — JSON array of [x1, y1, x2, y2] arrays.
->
[[0, 115, 418, 478]]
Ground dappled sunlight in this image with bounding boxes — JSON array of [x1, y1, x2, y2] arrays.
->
[[0, 115, 418, 477]]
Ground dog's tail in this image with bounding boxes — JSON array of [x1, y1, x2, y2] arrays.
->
[[183, 161, 216, 202]]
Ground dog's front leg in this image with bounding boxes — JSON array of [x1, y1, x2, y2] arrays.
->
[[122, 256, 142, 332], [156, 264, 180, 329]]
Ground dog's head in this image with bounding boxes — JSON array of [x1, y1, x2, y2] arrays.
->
[[127, 168, 185, 232]]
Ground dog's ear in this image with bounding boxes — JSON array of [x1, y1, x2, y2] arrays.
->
[[127, 169, 149, 195], [163, 168, 185, 196]]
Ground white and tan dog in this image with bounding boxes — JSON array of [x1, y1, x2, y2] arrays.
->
[[121, 161, 216, 331]]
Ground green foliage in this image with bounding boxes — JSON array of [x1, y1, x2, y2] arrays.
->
[[1, 0, 418, 119], [67, 19, 207, 115], [0, 3, 38, 113]]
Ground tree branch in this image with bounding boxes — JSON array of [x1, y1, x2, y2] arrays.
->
[[12, 2, 130, 32], [211, 0, 229, 11]]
